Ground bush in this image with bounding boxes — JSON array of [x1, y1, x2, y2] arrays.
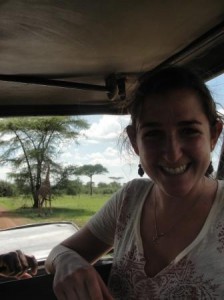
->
[[0, 180, 17, 197]]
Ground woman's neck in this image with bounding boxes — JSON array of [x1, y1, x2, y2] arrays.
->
[[154, 177, 216, 212]]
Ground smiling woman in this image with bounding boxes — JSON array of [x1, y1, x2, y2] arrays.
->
[[45, 65, 224, 299], [0, 1, 224, 299]]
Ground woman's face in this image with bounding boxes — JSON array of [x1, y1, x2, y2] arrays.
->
[[129, 89, 222, 197]]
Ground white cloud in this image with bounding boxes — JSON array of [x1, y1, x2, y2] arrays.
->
[[79, 115, 130, 143], [104, 147, 118, 157], [0, 166, 13, 181], [75, 146, 122, 167], [87, 154, 120, 168], [218, 108, 224, 115]]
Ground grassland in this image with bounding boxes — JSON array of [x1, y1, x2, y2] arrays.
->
[[0, 194, 111, 227]]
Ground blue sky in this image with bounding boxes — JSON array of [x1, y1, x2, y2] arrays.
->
[[58, 114, 137, 185], [1, 72, 224, 185]]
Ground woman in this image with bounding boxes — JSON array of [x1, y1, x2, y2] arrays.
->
[[45, 66, 224, 299]]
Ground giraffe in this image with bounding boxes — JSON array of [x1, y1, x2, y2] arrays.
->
[[37, 164, 52, 215]]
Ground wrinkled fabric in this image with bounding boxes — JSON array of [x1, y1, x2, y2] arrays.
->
[[88, 179, 224, 299]]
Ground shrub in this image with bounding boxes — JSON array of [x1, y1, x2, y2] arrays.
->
[[0, 180, 17, 197]]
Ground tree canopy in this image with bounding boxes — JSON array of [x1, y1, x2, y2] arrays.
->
[[0, 116, 89, 207], [75, 164, 108, 195]]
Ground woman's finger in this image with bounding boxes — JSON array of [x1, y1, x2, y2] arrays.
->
[[96, 272, 114, 300], [26, 255, 38, 275], [17, 272, 32, 279], [16, 250, 29, 268], [0, 252, 22, 276], [54, 280, 79, 300], [83, 268, 113, 300], [16, 250, 38, 276], [7, 251, 25, 276]]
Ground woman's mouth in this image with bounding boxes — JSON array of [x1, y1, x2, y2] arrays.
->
[[159, 164, 189, 175]]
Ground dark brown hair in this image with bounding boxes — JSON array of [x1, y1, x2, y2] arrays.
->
[[127, 65, 222, 129]]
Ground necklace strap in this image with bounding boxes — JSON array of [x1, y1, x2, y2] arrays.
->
[[153, 179, 206, 243]]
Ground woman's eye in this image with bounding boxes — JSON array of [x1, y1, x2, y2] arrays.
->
[[143, 130, 162, 138], [181, 128, 200, 136]]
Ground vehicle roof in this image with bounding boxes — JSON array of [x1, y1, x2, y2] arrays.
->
[[0, 0, 224, 116]]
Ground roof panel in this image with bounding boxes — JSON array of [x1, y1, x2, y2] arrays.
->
[[0, 0, 223, 115]]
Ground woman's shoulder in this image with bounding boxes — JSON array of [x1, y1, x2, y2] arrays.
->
[[218, 179, 224, 188], [211, 180, 224, 213], [106, 178, 153, 212], [117, 178, 153, 207], [217, 180, 224, 201], [123, 177, 153, 192]]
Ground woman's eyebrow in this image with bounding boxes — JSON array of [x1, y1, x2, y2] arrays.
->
[[178, 120, 202, 126], [139, 120, 202, 129], [139, 122, 161, 129]]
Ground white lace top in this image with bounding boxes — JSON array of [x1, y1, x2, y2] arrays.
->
[[87, 179, 224, 299]]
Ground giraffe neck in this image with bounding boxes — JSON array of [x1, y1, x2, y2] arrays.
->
[[44, 165, 50, 184]]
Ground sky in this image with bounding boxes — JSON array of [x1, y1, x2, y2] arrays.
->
[[1, 72, 224, 186], [58, 114, 138, 185]]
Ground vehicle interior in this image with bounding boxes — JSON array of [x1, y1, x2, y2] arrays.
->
[[0, 1, 224, 299]]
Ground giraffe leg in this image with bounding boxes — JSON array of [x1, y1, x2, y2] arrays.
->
[[38, 197, 45, 217], [38, 199, 42, 217], [43, 197, 47, 216], [49, 195, 52, 214]]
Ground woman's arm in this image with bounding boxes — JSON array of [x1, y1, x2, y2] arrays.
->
[[45, 226, 113, 300]]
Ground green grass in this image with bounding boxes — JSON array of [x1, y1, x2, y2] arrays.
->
[[0, 194, 111, 227]]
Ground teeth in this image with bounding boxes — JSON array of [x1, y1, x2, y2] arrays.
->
[[160, 164, 187, 175]]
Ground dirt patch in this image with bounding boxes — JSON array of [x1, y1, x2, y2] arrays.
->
[[0, 206, 27, 229]]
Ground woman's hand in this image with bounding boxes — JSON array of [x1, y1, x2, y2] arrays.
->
[[52, 251, 113, 300], [0, 250, 38, 278]]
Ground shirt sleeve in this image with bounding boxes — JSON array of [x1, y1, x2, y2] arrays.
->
[[87, 184, 128, 246]]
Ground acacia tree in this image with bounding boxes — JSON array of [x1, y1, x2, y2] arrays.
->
[[109, 176, 123, 182], [0, 116, 89, 208], [52, 165, 81, 195], [75, 164, 108, 195]]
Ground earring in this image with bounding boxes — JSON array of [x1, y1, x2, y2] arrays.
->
[[205, 161, 214, 177], [138, 164, 144, 177]]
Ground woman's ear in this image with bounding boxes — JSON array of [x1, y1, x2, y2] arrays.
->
[[211, 120, 223, 150], [126, 125, 139, 155]]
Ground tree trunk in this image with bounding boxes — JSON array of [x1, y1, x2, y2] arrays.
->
[[32, 191, 39, 208], [90, 176, 93, 196]]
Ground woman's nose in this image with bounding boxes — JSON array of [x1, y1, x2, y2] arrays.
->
[[162, 134, 183, 163]]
